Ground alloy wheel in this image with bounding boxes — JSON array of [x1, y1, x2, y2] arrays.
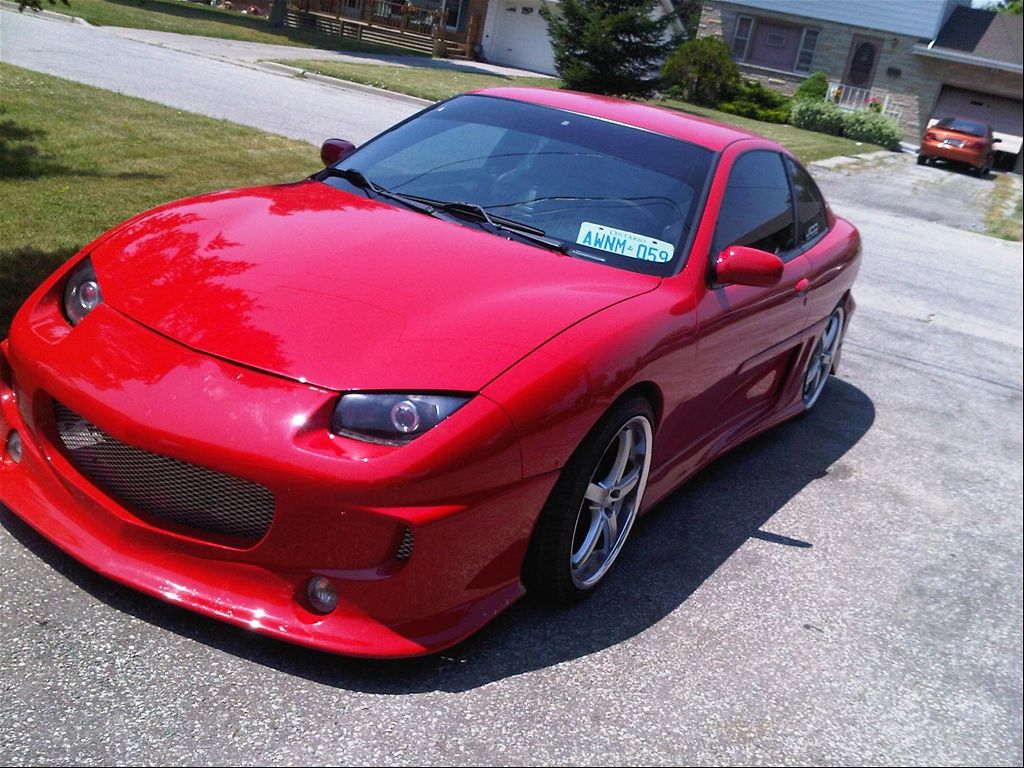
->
[[803, 306, 845, 409], [569, 414, 653, 589]]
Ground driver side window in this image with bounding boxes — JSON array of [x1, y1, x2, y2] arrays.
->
[[713, 151, 796, 259]]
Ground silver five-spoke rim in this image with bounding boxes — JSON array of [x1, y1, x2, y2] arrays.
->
[[570, 415, 653, 589], [803, 306, 845, 409]]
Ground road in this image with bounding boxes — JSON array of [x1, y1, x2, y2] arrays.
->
[[2, 10, 1022, 765], [1, 9, 420, 144]]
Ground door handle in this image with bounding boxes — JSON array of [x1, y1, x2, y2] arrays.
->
[[795, 278, 811, 296]]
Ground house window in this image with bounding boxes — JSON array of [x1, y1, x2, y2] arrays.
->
[[795, 28, 819, 73], [732, 16, 820, 74], [732, 15, 753, 59], [445, 0, 464, 29], [420, 0, 467, 30]]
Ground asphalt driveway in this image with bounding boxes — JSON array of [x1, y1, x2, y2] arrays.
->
[[1, 11, 1022, 765]]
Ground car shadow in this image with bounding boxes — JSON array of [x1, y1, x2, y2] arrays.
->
[[1, 378, 874, 692]]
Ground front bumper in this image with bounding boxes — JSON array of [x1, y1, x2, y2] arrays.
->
[[1, 300, 555, 658]]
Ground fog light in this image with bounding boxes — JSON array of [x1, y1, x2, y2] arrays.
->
[[6, 430, 23, 463], [306, 575, 338, 614]]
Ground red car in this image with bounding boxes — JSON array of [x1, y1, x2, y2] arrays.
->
[[0, 88, 860, 658], [918, 116, 1000, 176]]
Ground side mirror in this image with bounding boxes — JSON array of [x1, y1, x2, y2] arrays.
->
[[320, 138, 356, 167], [715, 245, 784, 287]]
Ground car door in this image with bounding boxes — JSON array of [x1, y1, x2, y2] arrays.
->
[[687, 148, 813, 443], [786, 155, 859, 328]]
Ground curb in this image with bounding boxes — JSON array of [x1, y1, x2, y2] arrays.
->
[[255, 61, 430, 107]]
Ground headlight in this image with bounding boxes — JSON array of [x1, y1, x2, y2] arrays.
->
[[62, 258, 104, 326], [331, 393, 471, 444]]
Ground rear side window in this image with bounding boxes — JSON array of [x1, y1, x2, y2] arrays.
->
[[713, 151, 795, 258], [935, 117, 987, 137], [787, 156, 828, 247]]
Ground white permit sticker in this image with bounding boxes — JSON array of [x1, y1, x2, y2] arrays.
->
[[576, 222, 675, 263]]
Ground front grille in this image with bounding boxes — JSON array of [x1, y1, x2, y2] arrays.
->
[[54, 403, 275, 542]]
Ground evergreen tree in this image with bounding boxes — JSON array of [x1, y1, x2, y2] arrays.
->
[[541, 0, 679, 99]]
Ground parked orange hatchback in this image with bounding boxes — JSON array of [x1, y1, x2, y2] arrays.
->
[[918, 117, 1000, 176]]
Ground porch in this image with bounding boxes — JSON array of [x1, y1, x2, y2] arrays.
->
[[827, 81, 902, 123], [284, 0, 481, 58]]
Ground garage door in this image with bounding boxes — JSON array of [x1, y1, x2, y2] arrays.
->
[[929, 86, 1023, 155], [485, 0, 557, 74]]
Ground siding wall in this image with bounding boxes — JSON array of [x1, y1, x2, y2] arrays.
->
[[715, 0, 967, 40]]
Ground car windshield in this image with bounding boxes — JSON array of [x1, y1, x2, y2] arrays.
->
[[936, 117, 988, 137], [323, 94, 715, 275]]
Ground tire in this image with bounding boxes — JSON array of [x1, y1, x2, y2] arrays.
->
[[916, 153, 927, 165], [802, 305, 846, 411], [523, 397, 654, 604]]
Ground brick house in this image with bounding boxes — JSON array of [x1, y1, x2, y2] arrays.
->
[[698, 0, 1023, 172]]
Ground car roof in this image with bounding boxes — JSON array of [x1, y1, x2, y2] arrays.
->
[[471, 87, 766, 152]]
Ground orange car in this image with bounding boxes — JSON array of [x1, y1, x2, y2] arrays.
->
[[918, 117, 1000, 176]]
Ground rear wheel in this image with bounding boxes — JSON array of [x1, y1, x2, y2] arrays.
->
[[523, 397, 654, 603], [803, 306, 846, 410]]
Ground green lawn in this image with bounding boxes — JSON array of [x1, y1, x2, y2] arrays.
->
[[281, 59, 559, 103], [0, 63, 316, 336], [277, 61, 886, 163], [22, 0, 421, 55]]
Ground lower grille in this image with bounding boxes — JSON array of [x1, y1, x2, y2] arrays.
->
[[54, 403, 275, 542]]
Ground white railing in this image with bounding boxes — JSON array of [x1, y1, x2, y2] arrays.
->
[[826, 82, 901, 123]]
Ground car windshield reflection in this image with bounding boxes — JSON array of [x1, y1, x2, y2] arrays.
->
[[320, 94, 715, 276]]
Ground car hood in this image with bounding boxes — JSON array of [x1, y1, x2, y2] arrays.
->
[[92, 181, 659, 392]]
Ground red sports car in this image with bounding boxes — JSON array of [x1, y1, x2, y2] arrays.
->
[[0, 88, 860, 658]]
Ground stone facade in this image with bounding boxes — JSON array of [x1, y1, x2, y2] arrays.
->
[[698, 0, 1023, 142]]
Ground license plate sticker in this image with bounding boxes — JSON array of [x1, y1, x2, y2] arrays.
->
[[576, 222, 675, 263]]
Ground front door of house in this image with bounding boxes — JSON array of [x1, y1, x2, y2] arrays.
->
[[843, 35, 882, 88]]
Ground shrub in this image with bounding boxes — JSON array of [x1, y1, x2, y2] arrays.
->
[[661, 37, 740, 106], [718, 79, 791, 123], [843, 108, 903, 150], [790, 99, 846, 136], [793, 71, 828, 102]]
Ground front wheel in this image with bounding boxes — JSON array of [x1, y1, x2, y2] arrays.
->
[[803, 306, 846, 410], [523, 398, 654, 603]]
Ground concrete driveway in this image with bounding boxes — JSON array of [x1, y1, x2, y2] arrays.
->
[[1, 11, 1022, 765], [812, 149, 1021, 235]]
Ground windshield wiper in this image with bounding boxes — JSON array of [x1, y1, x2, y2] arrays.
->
[[399, 195, 569, 254], [320, 167, 435, 216], [321, 170, 568, 254]]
